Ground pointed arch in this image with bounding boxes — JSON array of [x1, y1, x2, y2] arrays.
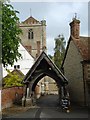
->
[[23, 51, 68, 92], [31, 71, 63, 92], [22, 51, 68, 107]]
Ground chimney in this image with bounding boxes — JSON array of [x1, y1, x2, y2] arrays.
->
[[69, 15, 80, 39]]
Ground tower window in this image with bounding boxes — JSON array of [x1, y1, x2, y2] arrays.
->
[[28, 29, 34, 39]]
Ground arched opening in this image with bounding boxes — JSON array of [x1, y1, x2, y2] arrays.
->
[[34, 76, 59, 96], [32, 75, 61, 107], [22, 51, 68, 107], [25, 71, 64, 107]]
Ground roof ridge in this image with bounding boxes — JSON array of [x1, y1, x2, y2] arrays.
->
[[22, 16, 40, 24]]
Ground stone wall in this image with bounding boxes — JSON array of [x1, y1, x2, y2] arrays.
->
[[2, 87, 24, 109], [84, 63, 90, 106], [63, 40, 85, 105]]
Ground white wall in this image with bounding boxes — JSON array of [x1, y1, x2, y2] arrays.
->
[[3, 43, 35, 77]]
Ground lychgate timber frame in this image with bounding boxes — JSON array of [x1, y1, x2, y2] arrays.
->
[[22, 51, 68, 106]]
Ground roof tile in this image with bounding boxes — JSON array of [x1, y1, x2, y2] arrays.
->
[[71, 36, 89, 60]]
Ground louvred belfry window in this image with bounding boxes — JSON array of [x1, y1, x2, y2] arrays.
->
[[28, 29, 34, 39]]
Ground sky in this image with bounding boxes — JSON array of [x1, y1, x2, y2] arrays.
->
[[11, 1, 88, 55]]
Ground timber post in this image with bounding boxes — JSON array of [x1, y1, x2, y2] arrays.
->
[[22, 84, 28, 107]]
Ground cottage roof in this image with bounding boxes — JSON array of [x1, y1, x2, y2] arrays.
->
[[23, 51, 68, 87], [4, 69, 24, 78], [61, 35, 90, 68], [2, 69, 24, 87], [72, 36, 89, 60], [11, 69, 24, 77]]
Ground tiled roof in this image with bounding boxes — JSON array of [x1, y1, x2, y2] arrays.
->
[[11, 69, 24, 77], [2, 69, 24, 87], [61, 35, 90, 69], [72, 35, 90, 60], [4, 69, 24, 78]]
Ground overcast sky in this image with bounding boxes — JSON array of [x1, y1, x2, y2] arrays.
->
[[11, 2, 88, 55]]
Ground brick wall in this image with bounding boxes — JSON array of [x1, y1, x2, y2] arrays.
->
[[2, 87, 24, 109], [69, 19, 80, 39]]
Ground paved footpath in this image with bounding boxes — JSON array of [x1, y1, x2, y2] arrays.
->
[[2, 95, 89, 120]]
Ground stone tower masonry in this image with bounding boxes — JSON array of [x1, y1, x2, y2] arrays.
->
[[19, 16, 46, 58]]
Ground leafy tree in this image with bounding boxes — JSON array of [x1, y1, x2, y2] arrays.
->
[[3, 69, 24, 88], [2, 2, 22, 67], [54, 34, 66, 69]]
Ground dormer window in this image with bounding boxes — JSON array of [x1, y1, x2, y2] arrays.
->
[[28, 29, 34, 39], [14, 65, 20, 69]]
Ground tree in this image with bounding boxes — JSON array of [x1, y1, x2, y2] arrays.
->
[[54, 34, 66, 69], [3, 69, 24, 88], [2, 2, 22, 67]]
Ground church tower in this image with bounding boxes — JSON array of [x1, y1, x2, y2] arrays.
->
[[19, 16, 46, 58]]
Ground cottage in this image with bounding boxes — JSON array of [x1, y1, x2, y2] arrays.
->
[[3, 43, 35, 77], [61, 17, 90, 106]]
